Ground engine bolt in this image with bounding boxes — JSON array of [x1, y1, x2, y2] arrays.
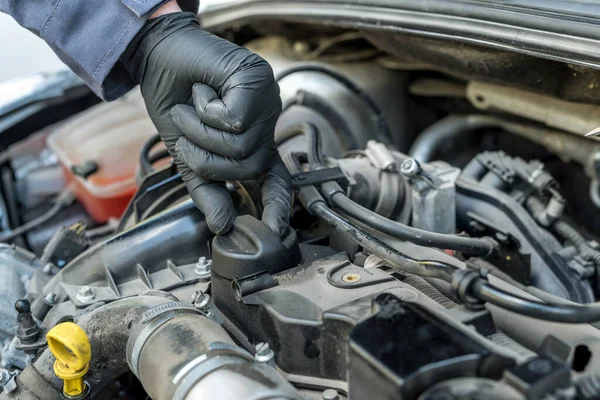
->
[[194, 256, 211, 278], [42, 263, 54, 275], [191, 291, 211, 311], [254, 342, 275, 365], [342, 273, 361, 283], [44, 292, 57, 305], [322, 389, 340, 400], [76, 286, 95, 303], [400, 157, 421, 178]]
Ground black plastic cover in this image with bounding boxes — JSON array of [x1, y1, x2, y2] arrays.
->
[[348, 293, 513, 399], [211, 215, 301, 280]]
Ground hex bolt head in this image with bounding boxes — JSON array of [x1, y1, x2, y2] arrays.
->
[[322, 388, 340, 400], [254, 342, 275, 364], [44, 292, 57, 305], [400, 157, 421, 178], [194, 257, 211, 278], [76, 286, 95, 303], [42, 263, 54, 275]]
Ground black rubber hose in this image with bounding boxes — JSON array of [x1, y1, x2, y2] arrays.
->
[[275, 63, 392, 145], [409, 115, 506, 162], [311, 202, 458, 282], [470, 279, 600, 323], [139, 134, 162, 176], [330, 192, 496, 255]]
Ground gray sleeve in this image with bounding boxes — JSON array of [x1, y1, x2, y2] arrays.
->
[[0, 0, 170, 101]]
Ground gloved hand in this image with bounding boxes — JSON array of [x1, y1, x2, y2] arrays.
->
[[121, 12, 291, 236]]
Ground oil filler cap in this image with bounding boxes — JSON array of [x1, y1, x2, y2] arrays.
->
[[47, 322, 91, 399], [212, 215, 301, 280]]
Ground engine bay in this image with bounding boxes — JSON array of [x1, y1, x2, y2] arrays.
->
[[2, 29, 600, 400]]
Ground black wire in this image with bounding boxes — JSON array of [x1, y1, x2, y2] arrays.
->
[[148, 149, 171, 165], [332, 193, 497, 256], [275, 63, 392, 145], [139, 134, 162, 176], [0, 203, 62, 243], [311, 202, 458, 282]]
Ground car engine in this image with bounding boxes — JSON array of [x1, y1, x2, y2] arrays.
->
[[2, 25, 600, 400]]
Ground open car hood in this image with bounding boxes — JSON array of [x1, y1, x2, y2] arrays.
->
[[201, 0, 600, 70]]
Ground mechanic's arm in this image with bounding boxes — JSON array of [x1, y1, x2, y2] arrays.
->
[[0, 0, 185, 100], [0, 0, 292, 237]]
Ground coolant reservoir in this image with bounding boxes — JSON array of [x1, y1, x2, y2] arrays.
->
[[47, 89, 157, 223]]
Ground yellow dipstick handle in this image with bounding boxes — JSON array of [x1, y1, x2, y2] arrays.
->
[[46, 322, 91, 398]]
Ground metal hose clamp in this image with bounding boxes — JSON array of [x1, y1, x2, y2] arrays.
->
[[129, 302, 201, 377]]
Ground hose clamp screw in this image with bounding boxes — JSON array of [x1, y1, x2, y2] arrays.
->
[[400, 157, 421, 178], [191, 291, 210, 310], [76, 286, 95, 303]]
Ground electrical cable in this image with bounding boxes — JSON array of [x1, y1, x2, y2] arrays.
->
[[139, 134, 162, 176], [331, 193, 497, 256], [275, 63, 392, 145], [311, 201, 458, 282], [0, 186, 74, 243]]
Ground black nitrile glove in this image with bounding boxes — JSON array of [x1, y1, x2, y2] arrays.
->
[[121, 12, 291, 236]]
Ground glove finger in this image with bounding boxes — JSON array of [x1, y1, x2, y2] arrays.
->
[[186, 178, 234, 235], [171, 105, 263, 159], [259, 158, 292, 238], [175, 137, 277, 181], [192, 77, 281, 134]]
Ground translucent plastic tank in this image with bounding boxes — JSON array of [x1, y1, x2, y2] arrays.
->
[[47, 89, 158, 223]]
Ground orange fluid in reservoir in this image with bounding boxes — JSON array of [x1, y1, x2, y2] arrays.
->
[[48, 90, 161, 223]]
